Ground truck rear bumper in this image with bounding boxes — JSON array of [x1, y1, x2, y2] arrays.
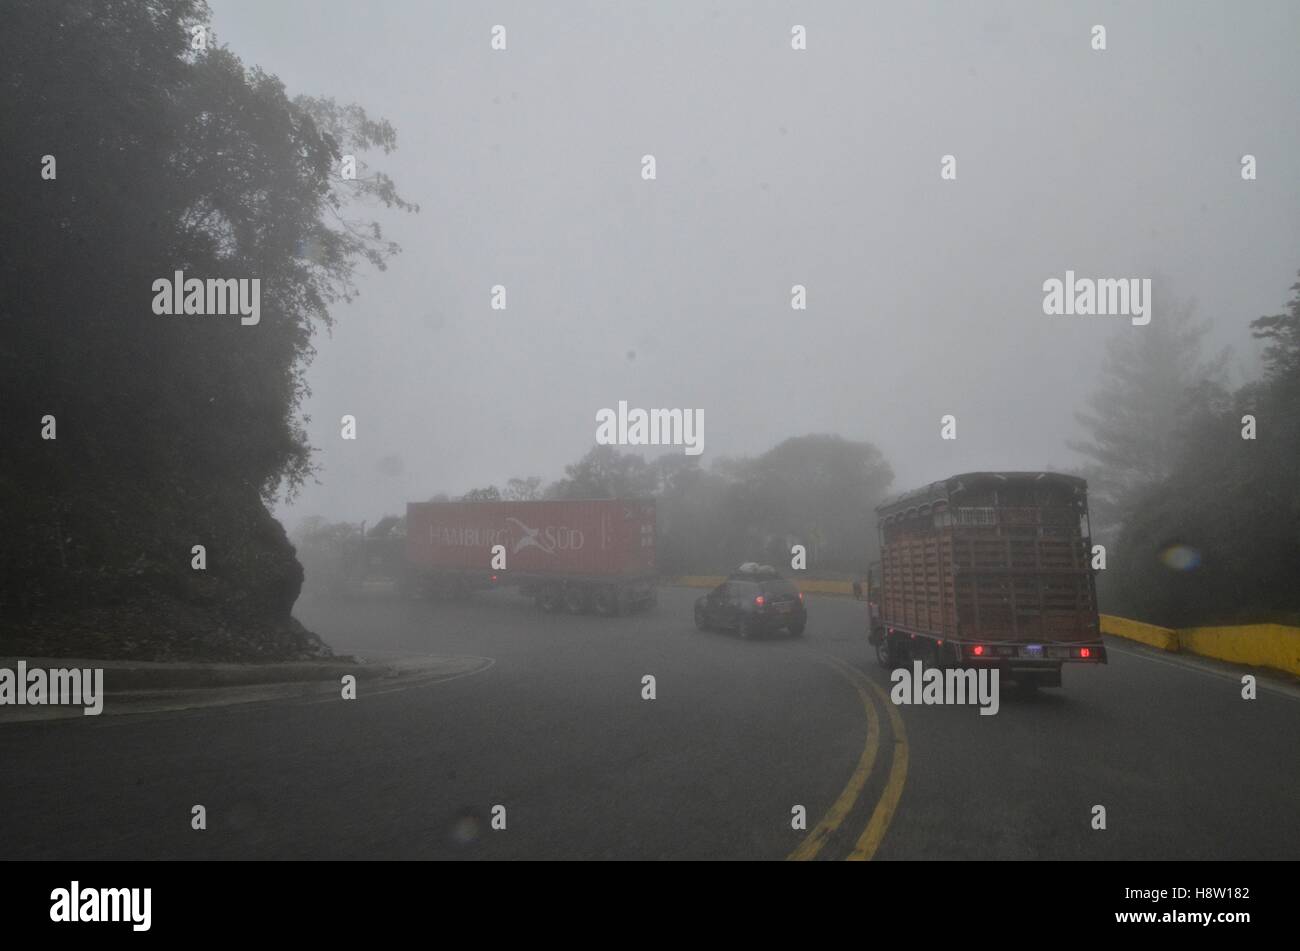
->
[[878, 628, 1108, 665], [963, 645, 1108, 665]]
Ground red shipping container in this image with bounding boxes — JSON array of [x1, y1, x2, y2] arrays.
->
[[405, 499, 656, 579]]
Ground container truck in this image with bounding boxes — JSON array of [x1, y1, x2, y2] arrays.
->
[[866, 472, 1106, 688], [403, 499, 657, 614]]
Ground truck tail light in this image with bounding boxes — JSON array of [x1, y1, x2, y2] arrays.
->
[[754, 595, 765, 607]]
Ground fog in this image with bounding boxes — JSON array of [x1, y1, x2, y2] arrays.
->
[[203, 0, 1300, 524]]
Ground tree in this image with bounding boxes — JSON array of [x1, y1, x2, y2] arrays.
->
[[462, 486, 502, 501], [1068, 297, 1228, 537], [546, 446, 659, 500], [1251, 271, 1300, 394], [743, 434, 894, 570], [503, 476, 544, 501], [0, 1, 414, 658], [543, 437, 894, 575], [1108, 274, 1300, 625]]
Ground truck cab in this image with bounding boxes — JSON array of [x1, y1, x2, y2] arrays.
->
[[865, 561, 884, 644]]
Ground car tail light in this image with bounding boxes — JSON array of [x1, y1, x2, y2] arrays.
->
[[490, 575, 498, 582], [1080, 647, 1091, 658], [972, 645, 985, 657], [798, 592, 804, 603], [754, 595, 765, 607]]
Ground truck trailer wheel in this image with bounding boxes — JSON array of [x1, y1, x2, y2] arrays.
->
[[593, 586, 618, 616], [539, 584, 564, 613], [563, 585, 590, 614], [395, 573, 414, 600]]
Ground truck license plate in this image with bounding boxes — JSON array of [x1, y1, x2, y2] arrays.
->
[[1023, 644, 1044, 658]]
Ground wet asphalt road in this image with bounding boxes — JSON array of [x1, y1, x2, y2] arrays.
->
[[1, 586, 1296, 859]]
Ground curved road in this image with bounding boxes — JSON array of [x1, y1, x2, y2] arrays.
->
[[0, 587, 1296, 859]]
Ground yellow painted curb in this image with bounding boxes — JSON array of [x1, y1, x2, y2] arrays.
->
[[801, 579, 855, 595], [1100, 614, 1180, 652], [1178, 623, 1300, 677], [1101, 614, 1300, 677], [669, 576, 855, 596]]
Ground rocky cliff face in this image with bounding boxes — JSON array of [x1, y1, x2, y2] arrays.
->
[[0, 477, 329, 662]]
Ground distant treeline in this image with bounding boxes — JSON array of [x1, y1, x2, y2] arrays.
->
[[1073, 276, 1300, 627], [296, 434, 896, 583], [309, 273, 1300, 628]]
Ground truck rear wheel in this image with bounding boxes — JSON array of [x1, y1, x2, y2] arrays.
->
[[877, 632, 907, 669], [875, 638, 891, 668]]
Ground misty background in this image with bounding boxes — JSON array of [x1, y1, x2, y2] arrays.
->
[[5, 0, 1298, 662], [202, 1, 1300, 524]]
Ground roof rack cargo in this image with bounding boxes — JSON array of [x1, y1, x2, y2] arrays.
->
[[730, 563, 781, 578]]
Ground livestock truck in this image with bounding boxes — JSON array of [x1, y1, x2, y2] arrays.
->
[[403, 499, 657, 614], [866, 472, 1106, 688]]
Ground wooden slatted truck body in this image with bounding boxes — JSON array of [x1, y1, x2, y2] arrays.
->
[[866, 472, 1106, 687]]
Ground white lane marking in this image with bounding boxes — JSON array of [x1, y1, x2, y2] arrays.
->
[[73, 656, 498, 730], [1107, 643, 1300, 703]]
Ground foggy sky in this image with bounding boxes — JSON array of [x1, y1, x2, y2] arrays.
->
[[205, 0, 1300, 526]]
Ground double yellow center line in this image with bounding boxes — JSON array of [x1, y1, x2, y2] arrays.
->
[[787, 653, 909, 861]]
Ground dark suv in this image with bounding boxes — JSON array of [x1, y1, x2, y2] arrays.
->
[[694, 570, 806, 638]]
